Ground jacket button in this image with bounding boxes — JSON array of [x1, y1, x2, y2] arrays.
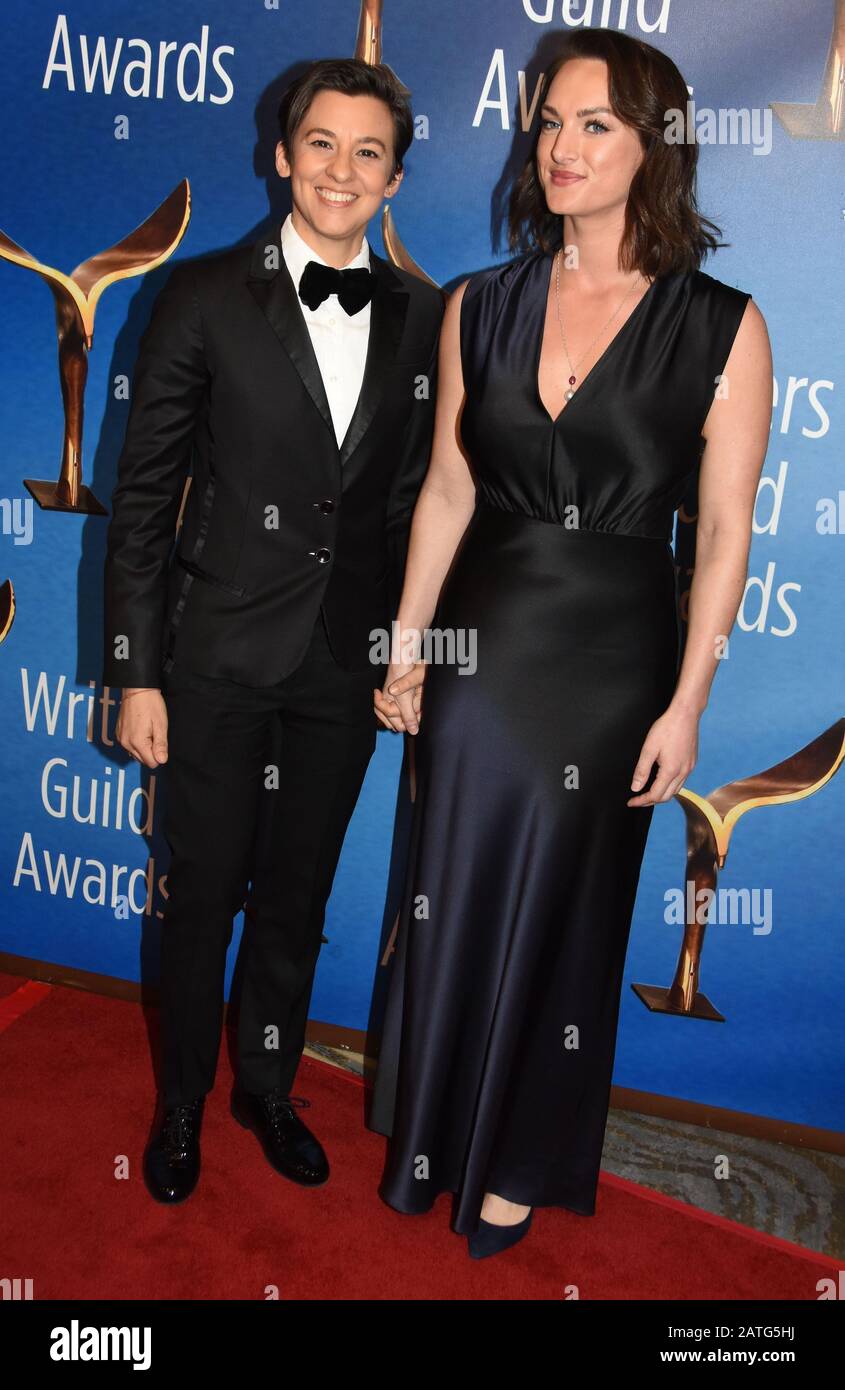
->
[[314, 499, 335, 514], [311, 547, 332, 563]]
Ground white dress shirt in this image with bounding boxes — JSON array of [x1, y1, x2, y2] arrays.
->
[[280, 212, 372, 449]]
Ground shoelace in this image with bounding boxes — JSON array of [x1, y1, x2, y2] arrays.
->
[[162, 1101, 202, 1152], [262, 1091, 311, 1127]]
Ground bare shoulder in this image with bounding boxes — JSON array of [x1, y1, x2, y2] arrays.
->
[[445, 276, 472, 315], [436, 278, 474, 343], [723, 297, 772, 387], [440, 256, 534, 378], [701, 288, 772, 442], [732, 296, 770, 358], [441, 265, 508, 334], [695, 270, 770, 352]]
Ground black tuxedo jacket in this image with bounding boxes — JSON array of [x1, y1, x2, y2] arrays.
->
[[102, 219, 444, 689]]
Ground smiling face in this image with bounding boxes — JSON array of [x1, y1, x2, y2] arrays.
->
[[275, 87, 403, 266], [536, 57, 645, 221]]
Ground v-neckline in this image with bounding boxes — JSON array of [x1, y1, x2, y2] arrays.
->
[[534, 251, 659, 426]]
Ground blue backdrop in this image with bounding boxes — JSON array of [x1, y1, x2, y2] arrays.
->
[[0, 0, 842, 1132]]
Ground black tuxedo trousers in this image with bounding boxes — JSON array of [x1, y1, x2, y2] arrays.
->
[[159, 607, 376, 1105]]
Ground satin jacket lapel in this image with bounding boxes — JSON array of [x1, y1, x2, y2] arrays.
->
[[246, 222, 334, 440], [339, 248, 409, 467]]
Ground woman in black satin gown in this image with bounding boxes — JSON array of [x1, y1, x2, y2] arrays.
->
[[367, 29, 771, 1258]]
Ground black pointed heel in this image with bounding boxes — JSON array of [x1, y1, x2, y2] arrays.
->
[[467, 1208, 533, 1259]]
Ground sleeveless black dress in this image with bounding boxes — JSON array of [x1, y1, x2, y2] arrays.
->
[[368, 249, 751, 1234]]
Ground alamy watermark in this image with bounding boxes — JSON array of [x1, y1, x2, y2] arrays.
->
[[665, 883, 773, 935], [369, 622, 477, 675], [664, 100, 772, 155]]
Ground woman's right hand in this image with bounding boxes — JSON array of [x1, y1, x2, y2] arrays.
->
[[116, 688, 169, 767], [374, 661, 427, 735]]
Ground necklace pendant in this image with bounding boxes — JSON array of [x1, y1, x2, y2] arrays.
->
[[568, 375, 576, 385], [564, 388, 575, 401]]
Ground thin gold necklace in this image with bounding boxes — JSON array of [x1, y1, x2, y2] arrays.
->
[[555, 249, 648, 400]]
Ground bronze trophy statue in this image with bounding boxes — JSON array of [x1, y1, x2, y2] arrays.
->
[[0, 580, 14, 645], [0, 180, 191, 516], [770, 0, 844, 139], [633, 718, 845, 1020]]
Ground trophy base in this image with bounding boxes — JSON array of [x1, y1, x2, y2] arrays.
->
[[631, 982, 725, 1022], [770, 102, 844, 140], [24, 479, 108, 516]]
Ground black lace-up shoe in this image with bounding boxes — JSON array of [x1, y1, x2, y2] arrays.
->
[[231, 1085, 329, 1186], [144, 1096, 205, 1203]]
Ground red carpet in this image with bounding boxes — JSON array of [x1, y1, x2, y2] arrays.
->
[[0, 977, 837, 1300]]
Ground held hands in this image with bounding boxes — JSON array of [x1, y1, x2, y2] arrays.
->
[[116, 688, 169, 767], [374, 661, 427, 735], [628, 701, 700, 807], [374, 674, 701, 780]]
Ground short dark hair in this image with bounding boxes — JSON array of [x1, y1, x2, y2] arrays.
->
[[278, 58, 414, 183], [508, 28, 725, 276]]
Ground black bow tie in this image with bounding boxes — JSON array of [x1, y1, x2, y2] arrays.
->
[[298, 260, 375, 316]]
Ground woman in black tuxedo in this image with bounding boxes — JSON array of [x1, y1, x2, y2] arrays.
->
[[368, 28, 772, 1258], [104, 59, 443, 1204]]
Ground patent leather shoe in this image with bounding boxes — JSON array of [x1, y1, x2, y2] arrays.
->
[[231, 1085, 329, 1186], [144, 1096, 204, 1204]]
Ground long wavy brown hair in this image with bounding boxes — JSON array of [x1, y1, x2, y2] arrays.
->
[[508, 28, 726, 276]]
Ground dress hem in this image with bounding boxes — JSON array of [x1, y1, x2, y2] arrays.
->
[[378, 1183, 597, 1228]]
